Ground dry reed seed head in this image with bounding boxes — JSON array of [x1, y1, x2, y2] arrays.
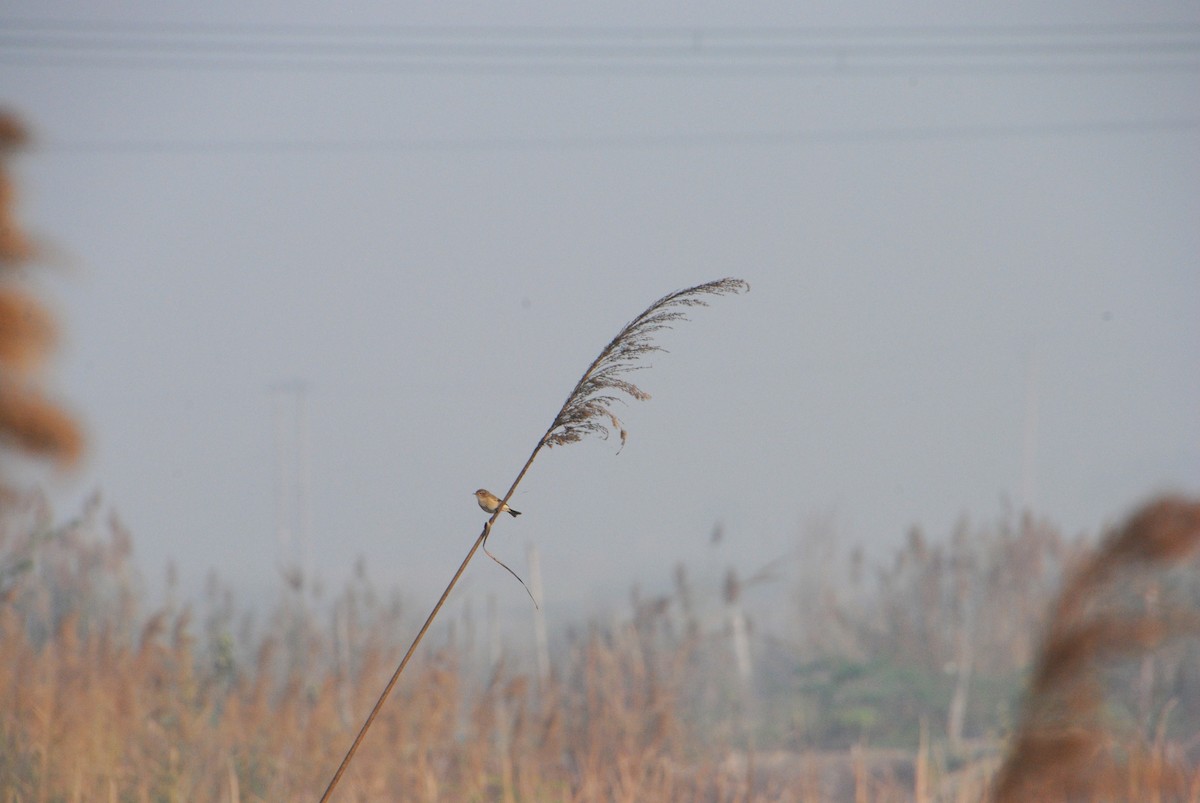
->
[[1031, 617, 1171, 695], [995, 730, 1117, 802], [0, 112, 29, 151], [0, 379, 85, 464], [1053, 498, 1200, 635], [544, 278, 748, 450], [0, 221, 36, 266], [1097, 496, 1200, 569], [0, 187, 36, 267], [0, 123, 37, 267], [0, 173, 13, 215], [995, 496, 1200, 803], [0, 289, 57, 370]]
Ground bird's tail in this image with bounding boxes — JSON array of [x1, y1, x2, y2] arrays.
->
[[508, 508, 522, 517]]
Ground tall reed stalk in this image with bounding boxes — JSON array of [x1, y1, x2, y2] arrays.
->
[[318, 277, 748, 801]]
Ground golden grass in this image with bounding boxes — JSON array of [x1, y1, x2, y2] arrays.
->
[[2, 493, 1197, 801]]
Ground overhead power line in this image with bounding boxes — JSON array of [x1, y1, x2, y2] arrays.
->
[[1, 20, 1198, 74], [33, 118, 1200, 156], [3, 19, 1199, 37]]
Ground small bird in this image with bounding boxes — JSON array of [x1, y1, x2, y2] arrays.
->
[[476, 488, 521, 517]]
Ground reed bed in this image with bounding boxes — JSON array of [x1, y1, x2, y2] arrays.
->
[[3, 490, 1198, 801]]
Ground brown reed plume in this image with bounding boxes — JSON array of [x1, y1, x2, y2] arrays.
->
[[993, 496, 1200, 802], [319, 277, 748, 801], [0, 111, 83, 489]]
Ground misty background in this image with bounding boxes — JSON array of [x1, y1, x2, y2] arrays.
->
[[3, 2, 1198, 635]]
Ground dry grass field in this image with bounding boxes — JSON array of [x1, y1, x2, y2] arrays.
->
[[2, 491, 1199, 801]]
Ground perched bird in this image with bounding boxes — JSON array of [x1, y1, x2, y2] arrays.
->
[[476, 488, 521, 517]]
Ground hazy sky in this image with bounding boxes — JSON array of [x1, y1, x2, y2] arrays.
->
[[4, 2, 1198, 625]]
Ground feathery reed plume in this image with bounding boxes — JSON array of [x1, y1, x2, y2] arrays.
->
[[544, 277, 749, 450], [483, 277, 750, 602], [0, 110, 84, 477], [319, 278, 748, 801], [0, 382, 84, 461], [0, 289, 56, 370], [993, 496, 1200, 801], [0, 114, 35, 266]]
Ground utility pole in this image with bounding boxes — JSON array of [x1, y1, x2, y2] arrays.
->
[[1020, 348, 1040, 516], [271, 379, 312, 591], [527, 543, 550, 686]]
